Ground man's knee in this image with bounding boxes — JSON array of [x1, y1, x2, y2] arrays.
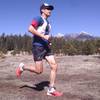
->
[[51, 63, 57, 71], [36, 70, 43, 74]]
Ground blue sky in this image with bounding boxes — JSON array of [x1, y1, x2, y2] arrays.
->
[[0, 0, 100, 36]]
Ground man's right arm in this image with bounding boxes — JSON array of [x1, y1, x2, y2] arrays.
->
[[28, 25, 50, 41]]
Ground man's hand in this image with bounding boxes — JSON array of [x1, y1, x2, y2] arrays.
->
[[28, 25, 52, 42], [43, 35, 52, 46], [43, 35, 51, 41]]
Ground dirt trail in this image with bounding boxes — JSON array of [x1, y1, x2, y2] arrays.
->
[[0, 55, 100, 100]]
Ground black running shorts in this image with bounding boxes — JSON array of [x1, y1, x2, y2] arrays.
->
[[32, 45, 53, 61]]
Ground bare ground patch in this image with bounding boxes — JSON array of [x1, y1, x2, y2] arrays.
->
[[0, 55, 100, 100]]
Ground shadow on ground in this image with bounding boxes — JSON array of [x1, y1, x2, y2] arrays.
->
[[20, 81, 49, 91]]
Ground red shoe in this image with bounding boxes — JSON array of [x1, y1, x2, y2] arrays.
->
[[16, 63, 24, 78], [47, 87, 63, 96]]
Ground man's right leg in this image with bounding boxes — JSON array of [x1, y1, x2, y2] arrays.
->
[[24, 61, 43, 74], [16, 45, 45, 77], [16, 61, 43, 77]]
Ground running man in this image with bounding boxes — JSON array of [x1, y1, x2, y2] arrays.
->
[[16, 3, 62, 96]]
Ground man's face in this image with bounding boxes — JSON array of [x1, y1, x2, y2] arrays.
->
[[42, 8, 52, 17]]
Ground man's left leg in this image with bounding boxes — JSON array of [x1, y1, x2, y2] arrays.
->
[[45, 55, 62, 96], [45, 55, 57, 87]]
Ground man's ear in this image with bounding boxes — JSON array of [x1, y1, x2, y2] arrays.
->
[[41, 9, 45, 13]]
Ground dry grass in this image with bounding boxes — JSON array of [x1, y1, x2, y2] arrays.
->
[[0, 55, 100, 100]]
